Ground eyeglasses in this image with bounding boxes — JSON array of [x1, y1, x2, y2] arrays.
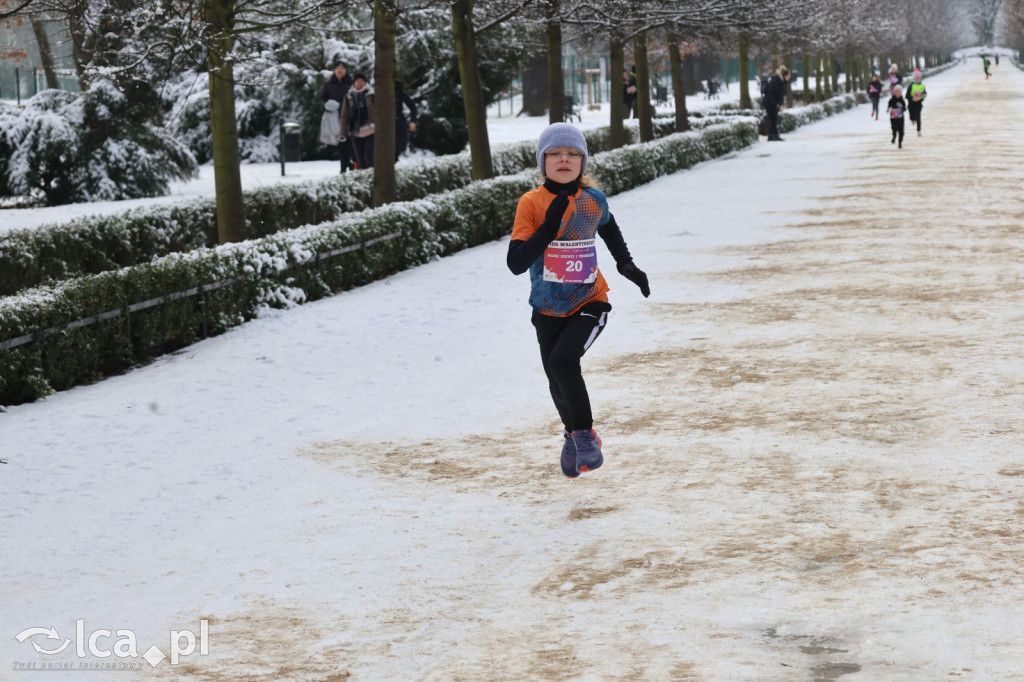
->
[[545, 150, 584, 161]]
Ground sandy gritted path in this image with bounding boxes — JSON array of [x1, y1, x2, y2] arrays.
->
[[306, 69, 1024, 680], [135, 63, 1024, 681]]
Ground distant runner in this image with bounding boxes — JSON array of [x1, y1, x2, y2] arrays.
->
[[906, 69, 928, 137]]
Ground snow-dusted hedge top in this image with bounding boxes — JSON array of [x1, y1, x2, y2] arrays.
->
[[0, 94, 870, 298], [777, 92, 866, 133], [0, 145, 509, 297], [0, 129, 633, 297]]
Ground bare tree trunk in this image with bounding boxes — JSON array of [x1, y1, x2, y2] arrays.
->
[[802, 54, 810, 103], [667, 28, 689, 133], [521, 53, 548, 117], [66, 2, 94, 88], [815, 53, 823, 101], [738, 33, 752, 109], [634, 32, 653, 142], [608, 34, 626, 149], [31, 19, 60, 89], [451, 0, 492, 180], [373, 0, 397, 207], [783, 48, 792, 108], [205, 0, 245, 244], [546, 0, 563, 124], [682, 48, 697, 96]]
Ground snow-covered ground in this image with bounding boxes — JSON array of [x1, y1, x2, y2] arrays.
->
[[4, 56, 1024, 680]]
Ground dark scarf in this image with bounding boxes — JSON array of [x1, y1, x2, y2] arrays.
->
[[349, 89, 369, 132], [543, 177, 580, 196]]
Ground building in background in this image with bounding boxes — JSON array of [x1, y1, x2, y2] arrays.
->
[[1, 17, 78, 103]]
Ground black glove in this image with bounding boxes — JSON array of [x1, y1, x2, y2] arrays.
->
[[539, 192, 570, 239], [617, 260, 650, 298]]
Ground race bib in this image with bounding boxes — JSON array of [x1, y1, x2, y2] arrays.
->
[[890, 108, 903, 118], [543, 239, 598, 284]]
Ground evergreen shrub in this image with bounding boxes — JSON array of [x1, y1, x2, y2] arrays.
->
[[0, 81, 197, 206]]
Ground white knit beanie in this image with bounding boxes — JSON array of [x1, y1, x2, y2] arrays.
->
[[537, 122, 588, 176]]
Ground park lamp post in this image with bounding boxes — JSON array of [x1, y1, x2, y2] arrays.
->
[[279, 121, 301, 176]]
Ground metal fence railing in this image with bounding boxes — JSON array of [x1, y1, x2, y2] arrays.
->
[[0, 63, 79, 103], [0, 231, 405, 352]]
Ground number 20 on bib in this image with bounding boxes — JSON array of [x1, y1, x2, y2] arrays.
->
[[543, 239, 598, 284]]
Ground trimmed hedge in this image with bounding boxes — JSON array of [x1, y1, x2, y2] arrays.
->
[[777, 92, 867, 133], [0, 128, 629, 297], [0, 96, 871, 298]]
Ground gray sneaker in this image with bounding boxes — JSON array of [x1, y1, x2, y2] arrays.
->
[[571, 429, 604, 474]]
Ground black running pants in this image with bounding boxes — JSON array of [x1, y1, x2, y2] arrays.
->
[[908, 103, 923, 131], [532, 301, 611, 431], [891, 118, 905, 145]]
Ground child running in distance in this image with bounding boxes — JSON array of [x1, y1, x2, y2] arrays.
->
[[867, 74, 883, 120], [888, 84, 907, 148], [905, 69, 927, 136]]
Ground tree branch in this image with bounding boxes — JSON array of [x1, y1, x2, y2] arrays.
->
[[0, 0, 36, 20]]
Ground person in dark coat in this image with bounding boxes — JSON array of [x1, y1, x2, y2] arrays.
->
[[394, 80, 418, 161], [622, 67, 638, 119], [867, 74, 883, 120], [320, 63, 354, 172], [763, 65, 790, 141], [339, 73, 376, 170]]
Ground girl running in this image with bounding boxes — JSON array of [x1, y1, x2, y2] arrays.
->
[[507, 123, 651, 478], [888, 84, 907, 148], [905, 69, 927, 136], [867, 74, 883, 120]]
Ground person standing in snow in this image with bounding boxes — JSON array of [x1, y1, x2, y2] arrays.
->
[[887, 63, 903, 96], [507, 123, 650, 479], [905, 69, 927, 136], [623, 67, 638, 119], [320, 63, 354, 173], [867, 73, 883, 120], [340, 73, 376, 170], [762, 65, 790, 141], [983, 55, 991, 79], [887, 84, 907, 149], [394, 79, 418, 162]]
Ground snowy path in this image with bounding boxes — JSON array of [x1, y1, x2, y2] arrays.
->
[[4, 59, 1024, 680]]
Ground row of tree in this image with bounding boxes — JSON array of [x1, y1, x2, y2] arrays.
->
[[1, 0, 999, 243], [996, 0, 1024, 52]]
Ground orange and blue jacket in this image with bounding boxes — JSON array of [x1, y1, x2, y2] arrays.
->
[[508, 179, 632, 317]]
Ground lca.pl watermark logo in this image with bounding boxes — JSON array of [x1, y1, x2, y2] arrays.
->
[[13, 619, 209, 671]]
